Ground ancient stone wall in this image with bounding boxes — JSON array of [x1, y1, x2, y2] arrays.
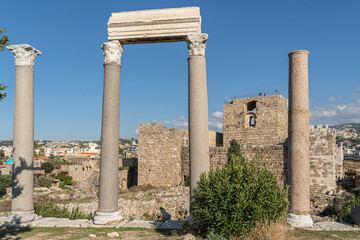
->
[[137, 95, 343, 196], [223, 95, 288, 147], [309, 126, 343, 194], [137, 123, 183, 187], [138, 123, 222, 187], [181, 145, 286, 187], [61, 160, 100, 191]]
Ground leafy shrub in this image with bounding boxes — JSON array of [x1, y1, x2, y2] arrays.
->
[[191, 140, 288, 238], [0, 174, 12, 194], [35, 202, 93, 220], [55, 173, 73, 185], [41, 162, 54, 173], [38, 176, 52, 188], [345, 169, 356, 176], [227, 139, 242, 160], [323, 189, 360, 223]]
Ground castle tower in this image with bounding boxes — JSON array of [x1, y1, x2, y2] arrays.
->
[[223, 94, 288, 147]]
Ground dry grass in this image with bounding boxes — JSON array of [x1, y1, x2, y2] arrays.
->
[[242, 220, 288, 240]]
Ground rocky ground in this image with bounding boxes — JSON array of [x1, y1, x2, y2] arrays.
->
[[0, 185, 190, 221], [62, 185, 190, 221]]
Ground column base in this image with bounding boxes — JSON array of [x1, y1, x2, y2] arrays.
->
[[5, 210, 40, 224], [93, 211, 122, 225], [287, 213, 313, 228]]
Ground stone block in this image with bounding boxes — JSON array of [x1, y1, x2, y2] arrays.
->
[[108, 7, 201, 44], [316, 221, 360, 231], [35, 217, 69, 227], [122, 220, 161, 228], [160, 220, 182, 229]]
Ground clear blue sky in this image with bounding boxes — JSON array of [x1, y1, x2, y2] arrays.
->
[[0, 0, 359, 140]]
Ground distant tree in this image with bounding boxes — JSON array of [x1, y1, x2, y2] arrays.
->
[[34, 141, 41, 149], [0, 175, 12, 195], [41, 162, 54, 174], [51, 157, 62, 169], [119, 147, 124, 155], [0, 28, 10, 101], [0, 29, 9, 51]]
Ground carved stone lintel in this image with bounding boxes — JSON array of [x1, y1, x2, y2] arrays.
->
[[7, 44, 41, 68], [186, 34, 208, 57], [101, 41, 123, 65]]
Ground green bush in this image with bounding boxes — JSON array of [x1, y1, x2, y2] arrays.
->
[[227, 139, 242, 160], [35, 202, 93, 220], [0, 174, 12, 194], [38, 176, 52, 188], [323, 190, 360, 223], [55, 173, 73, 185], [190, 140, 288, 238], [345, 169, 356, 176]]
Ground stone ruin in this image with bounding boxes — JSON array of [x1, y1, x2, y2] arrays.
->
[[5, 6, 331, 227], [137, 94, 344, 195]]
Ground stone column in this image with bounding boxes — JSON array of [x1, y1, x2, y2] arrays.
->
[[186, 34, 210, 200], [94, 41, 123, 224], [287, 50, 313, 227], [5, 44, 41, 223]]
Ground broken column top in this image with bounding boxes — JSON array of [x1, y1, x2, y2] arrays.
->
[[108, 7, 201, 44]]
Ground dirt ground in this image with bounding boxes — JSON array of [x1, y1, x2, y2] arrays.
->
[[1, 227, 360, 240]]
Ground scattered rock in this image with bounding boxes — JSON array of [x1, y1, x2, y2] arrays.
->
[[352, 204, 360, 225], [107, 232, 120, 238], [89, 234, 96, 238], [107, 220, 121, 225], [60, 186, 190, 221], [182, 233, 196, 240]]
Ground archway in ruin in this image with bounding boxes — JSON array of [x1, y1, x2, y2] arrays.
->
[[94, 7, 210, 224]]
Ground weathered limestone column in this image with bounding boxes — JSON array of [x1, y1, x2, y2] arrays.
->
[[287, 50, 313, 227], [6, 44, 41, 223], [94, 41, 123, 224], [186, 34, 210, 200]]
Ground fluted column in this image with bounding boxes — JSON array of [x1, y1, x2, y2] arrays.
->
[[186, 34, 210, 200], [287, 50, 313, 228], [94, 41, 123, 224], [6, 44, 41, 223]]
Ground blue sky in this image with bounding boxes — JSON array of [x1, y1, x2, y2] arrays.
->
[[0, 0, 359, 140]]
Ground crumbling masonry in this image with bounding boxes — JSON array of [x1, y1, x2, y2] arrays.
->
[[137, 94, 343, 195]]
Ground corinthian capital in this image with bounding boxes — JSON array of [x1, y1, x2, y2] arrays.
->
[[186, 34, 208, 57], [7, 44, 42, 68], [101, 41, 124, 65]]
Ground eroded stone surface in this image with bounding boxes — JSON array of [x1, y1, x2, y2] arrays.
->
[[122, 220, 161, 228], [101, 41, 123, 65], [316, 221, 360, 231], [186, 34, 208, 57], [7, 44, 41, 67], [108, 7, 201, 44], [288, 50, 311, 216]]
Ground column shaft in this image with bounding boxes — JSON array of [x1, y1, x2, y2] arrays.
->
[[12, 67, 35, 212], [287, 50, 313, 228], [98, 63, 121, 213], [188, 55, 210, 198], [6, 44, 41, 224]]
